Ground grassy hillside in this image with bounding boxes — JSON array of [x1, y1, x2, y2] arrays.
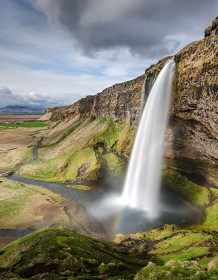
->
[[0, 226, 217, 279], [0, 228, 144, 279], [17, 116, 135, 181], [0, 178, 105, 242]]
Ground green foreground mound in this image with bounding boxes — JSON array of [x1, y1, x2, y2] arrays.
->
[[0, 226, 217, 279], [0, 228, 143, 279]]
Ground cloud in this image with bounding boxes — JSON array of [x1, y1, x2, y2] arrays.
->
[[36, 0, 218, 58], [0, 86, 12, 95], [0, 0, 217, 109], [0, 84, 61, 108], [0, 60, 140, 108]]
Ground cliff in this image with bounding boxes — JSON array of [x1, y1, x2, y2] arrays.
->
[[168, 16, 218, 163], [45, 17, 217, 164], [46, 56, 170, 124]]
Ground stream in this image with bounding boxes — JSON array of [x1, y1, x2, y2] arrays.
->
[[0, 134, 200, 238]]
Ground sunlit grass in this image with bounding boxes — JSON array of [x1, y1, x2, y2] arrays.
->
[[0, 122, 48, 128]]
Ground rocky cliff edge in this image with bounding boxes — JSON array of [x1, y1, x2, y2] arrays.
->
[[45, 17, 218, 163]]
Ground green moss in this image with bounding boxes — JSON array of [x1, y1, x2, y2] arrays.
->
[[0, 228, 143, 279], [165, 159, 218, 187], [202, 200, 218, 230], [129, 225, 179, 243], [104, 153, 125, 176], [66, 147, 100, 180], [211, 188, 218, 197], [157, 246, 210, 262], [116, 124, 135, 156], [202, 61, 218, 72], [94, 118, 120, 148], [135, 260, 218, 280], [162, 169, 210, 206], [150, 231, 212, 263], [18, 147, 100, 181]]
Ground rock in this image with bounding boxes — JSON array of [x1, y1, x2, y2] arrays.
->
[[45, 57, 170, 125], [43, 17, 218, 163], [77, 163, 91, 177], [171, 17, 218, 163], [205, 25, 212, 37]]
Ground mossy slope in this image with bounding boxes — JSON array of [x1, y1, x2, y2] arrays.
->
[[17, 117, 132, 181], [162, 159, 218, 231], [0, 228, 143, 280], [0, 226, 217, 279]]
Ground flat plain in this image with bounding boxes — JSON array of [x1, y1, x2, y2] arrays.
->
[[0, 115, 42, 123]]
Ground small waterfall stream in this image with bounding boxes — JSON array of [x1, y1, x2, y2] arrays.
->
[[122, 59, 175, 218]]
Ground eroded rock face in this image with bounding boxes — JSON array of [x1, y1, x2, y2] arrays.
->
[[46, 57, 170, 124], [46, 17, 218, 163], [168, 17, 218, 163]]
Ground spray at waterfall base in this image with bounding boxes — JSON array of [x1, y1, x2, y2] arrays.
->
[[87, 59, 199, 235]]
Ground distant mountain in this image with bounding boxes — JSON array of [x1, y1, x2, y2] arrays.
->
[[3, 105, 30, 110], [0, 105, 45, 115]]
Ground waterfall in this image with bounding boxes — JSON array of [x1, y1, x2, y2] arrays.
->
[[121, 59, 175, 218]]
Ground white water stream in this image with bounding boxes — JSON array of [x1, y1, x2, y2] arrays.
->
[[121, 59, 175, 218]]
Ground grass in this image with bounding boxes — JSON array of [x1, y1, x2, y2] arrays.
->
[[162, 159, 218, 230], [135, 260, 218, 280], [162, 169, 210, 206], [116, 227, 216, 260], [0, 121, 48, 128], [43, 120, 82, 147], [149, 231, 213, 263], [116, 227, 218, 279], [66, 147, 100, 180], [104, 152, 125, 176], [0, 177, 69, 229], [17, 117, 127, 181], [17, 147, 101, 181], [127, 225, 180, 242], [0, 219, 217, 279], [0, 177, 112, 241], [116, 124, 135, 157], [0, 228, 144, 279], [201, 200, 218, 230], [15, 117, 127, 182], [93, 117, 121, 148]]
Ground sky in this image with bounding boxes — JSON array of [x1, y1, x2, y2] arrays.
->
[[0, 0, 217, 108]]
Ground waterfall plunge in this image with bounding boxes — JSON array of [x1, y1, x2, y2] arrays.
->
[[121, 59, 175, 218]]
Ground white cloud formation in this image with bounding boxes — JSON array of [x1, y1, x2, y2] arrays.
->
[[0, 86, 12, 95], [0, 0, 217, 109]]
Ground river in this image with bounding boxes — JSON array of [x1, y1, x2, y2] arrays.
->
[[0, 135, 199, 238]]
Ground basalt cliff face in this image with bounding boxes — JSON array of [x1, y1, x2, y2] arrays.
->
[[167, 16, 218, 163], [46, 57, 170, 125], [45, 17, 218, 163]]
